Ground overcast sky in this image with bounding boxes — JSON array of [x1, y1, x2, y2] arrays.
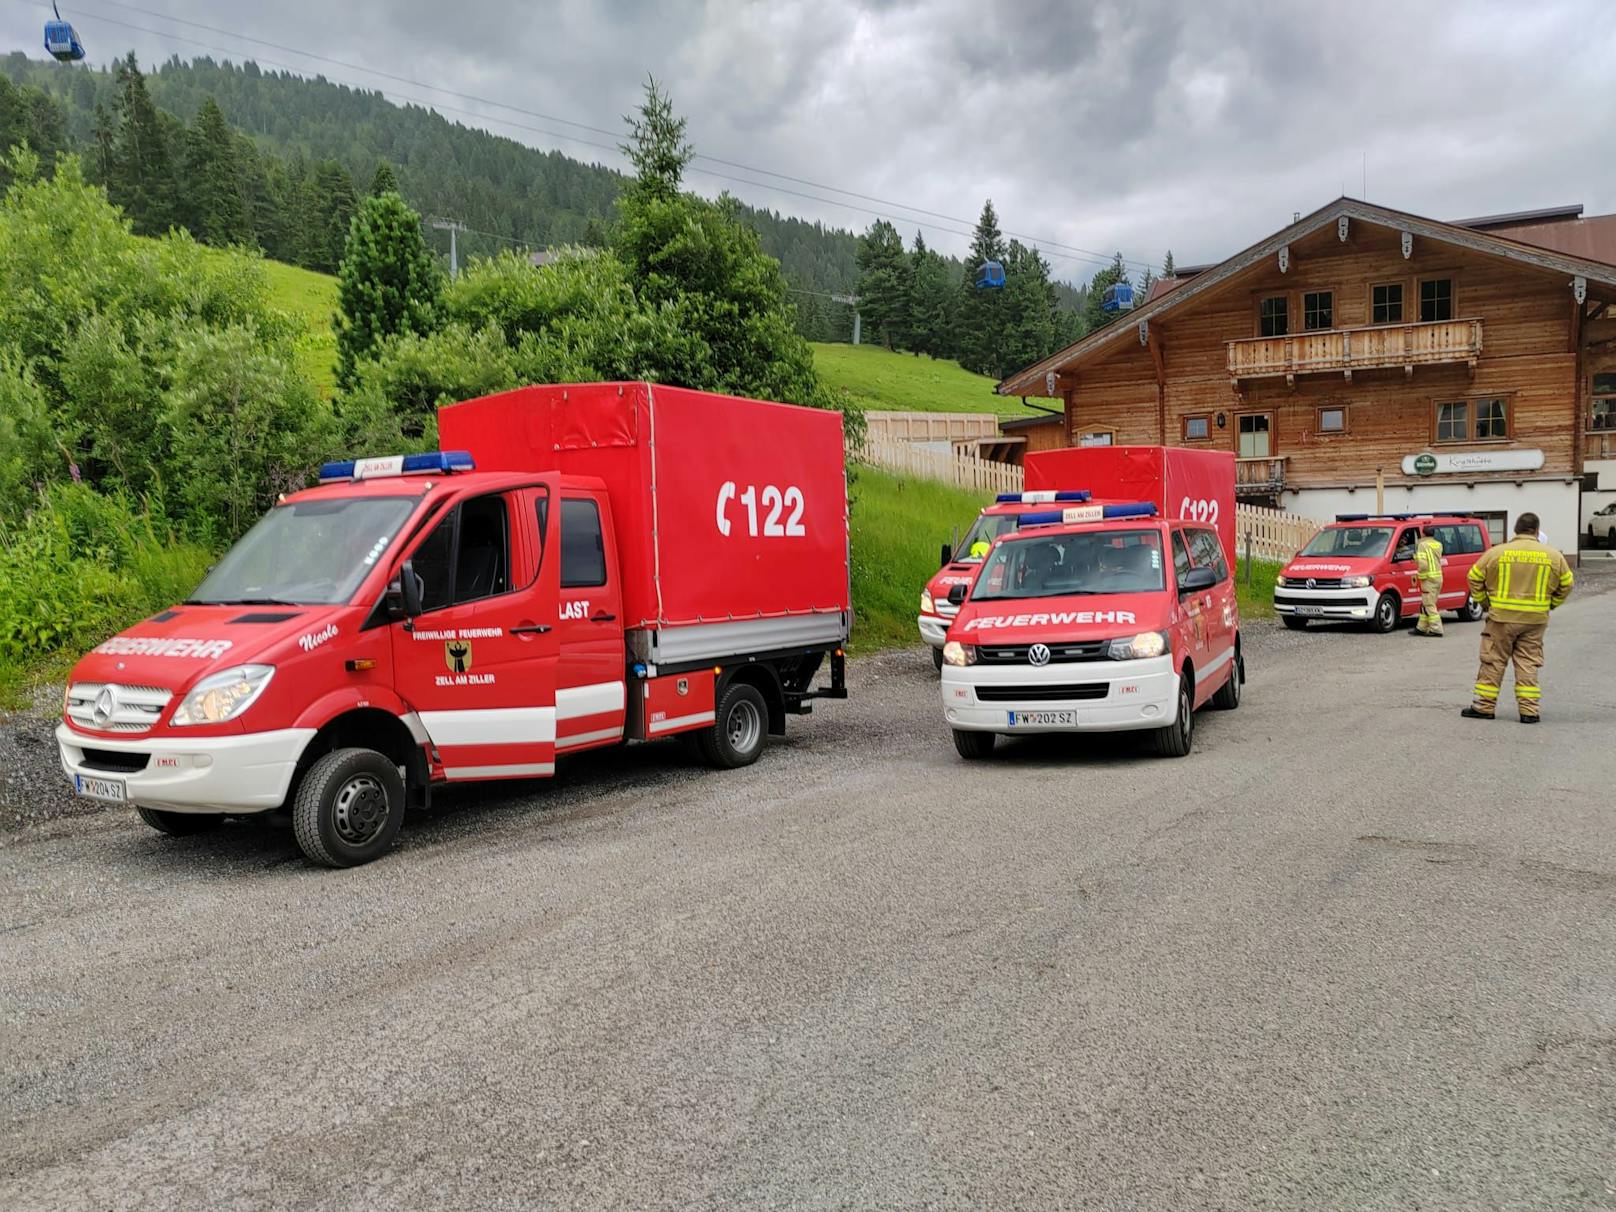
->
[[8, 0, 1615, 284]]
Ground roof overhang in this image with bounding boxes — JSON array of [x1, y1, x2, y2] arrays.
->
[[999, 197, 1616, 397]]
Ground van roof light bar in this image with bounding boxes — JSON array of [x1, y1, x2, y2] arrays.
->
[[1014, 502, 1158, 528], [319, 451, 476, 482], [994, 490, 1092, 504]]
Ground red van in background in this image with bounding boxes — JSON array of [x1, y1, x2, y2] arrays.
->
[[1274, 513, 1491, 633]]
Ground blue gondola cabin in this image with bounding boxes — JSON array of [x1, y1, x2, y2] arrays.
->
[[44, 5, 85, 62], [975, 260, 1006, 290], [1102, 282, 1135, 313]]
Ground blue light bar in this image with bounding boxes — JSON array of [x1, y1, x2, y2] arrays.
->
[[994, 490, 1092, 504], [318, 451, 476, 482], [1014, 502, 1158, 528]]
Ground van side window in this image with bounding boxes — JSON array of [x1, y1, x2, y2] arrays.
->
[[408, 495, 511, 612], [533, 490, 550, 568], [1392, 529, 1418, 562], [1171, 531, 1193, 584], [560, 498, 607, 588], [1461, 524, 1486, 554], [1188, 529, 1229, 582]]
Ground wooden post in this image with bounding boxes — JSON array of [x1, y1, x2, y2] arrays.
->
[[1375, 467, 1385, 514]]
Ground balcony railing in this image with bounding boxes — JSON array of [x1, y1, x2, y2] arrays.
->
[[1227, 318, 1483, 384], [1236, 455, 1286, 495]]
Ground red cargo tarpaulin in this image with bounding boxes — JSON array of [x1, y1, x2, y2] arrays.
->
[[439, 382, 851, 632], [1024, 446, 1237, 564]]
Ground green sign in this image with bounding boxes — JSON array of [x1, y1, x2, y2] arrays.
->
[[1412, 453, 1438, 476]]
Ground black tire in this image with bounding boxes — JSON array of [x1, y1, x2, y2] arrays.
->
[[1211, 646, 1243, 710], [1154, 674, 1195, 757], [1457, 594, 1485, 623], [1281, 614, 1308, 631], [696, 682, 769, 770], [136, 807, 223, 836], [292, 747, 404, 868], [931, 645, 945, 672], [952, 728, 996, 760], [1370, 591, 1400, 634]]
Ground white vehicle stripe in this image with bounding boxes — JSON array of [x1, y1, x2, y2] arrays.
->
[[1198, 646, 1235, 681], [648, 710, 717, 734], [557, 726, 625, 749], [418, 707, 556, 746], [557, 681, 626, 720], [443, 762, 556, 779]]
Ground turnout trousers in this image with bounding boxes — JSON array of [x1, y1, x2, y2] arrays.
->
[[1416, 579, 1443, 635], [1471, 620, 1546, 718]]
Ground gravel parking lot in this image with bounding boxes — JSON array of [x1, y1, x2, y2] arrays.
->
[[3, 585, 1614, 1210]]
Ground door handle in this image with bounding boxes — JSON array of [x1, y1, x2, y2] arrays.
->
[[510, 624, 551, 635], [590, 612, 616, 623]]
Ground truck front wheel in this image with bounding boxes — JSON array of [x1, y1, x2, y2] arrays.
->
[[137, 807, 223, 836], [697, 683, 769, 770], [292, 747, 405, 868], [952, 729, 995, 760]]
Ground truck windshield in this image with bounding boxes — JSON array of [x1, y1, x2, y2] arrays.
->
[[1300, 526, 1394, 558], [187, 496, 418, 606], [954, 513, 1020, 560], [972, 530, 1166, 600]]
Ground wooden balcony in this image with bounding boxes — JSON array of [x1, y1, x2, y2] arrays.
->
[[1227, 318, 1483, 386], [1236, 455, 1286, 496]]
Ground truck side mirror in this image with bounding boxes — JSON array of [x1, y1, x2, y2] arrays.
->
[[947, 583, 968, 606], [387, 558, 424, 620], [940, 543, 953, 568], [1178, 566, 1217, 595]]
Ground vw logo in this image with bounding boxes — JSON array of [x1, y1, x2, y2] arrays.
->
[[1306, 578, 1317, 589], [92, 686, 117, 727], [1028, 643, 1051, 667]]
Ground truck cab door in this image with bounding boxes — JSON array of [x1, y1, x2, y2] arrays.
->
[[553, 490, 627, 753], [390, 481, 560, 781]]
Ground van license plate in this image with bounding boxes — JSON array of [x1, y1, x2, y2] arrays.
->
[[1294, 606, 1324, 616], [74, 774, 126, 803], [1007, 710, 1076, 727]]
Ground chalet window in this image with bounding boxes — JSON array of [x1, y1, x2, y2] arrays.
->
[[1183, 415, 1210, 441], [1077, 429, 1114, 447], [1258, 296, 1288, 337], [1591, 373, 1616, 432], [1237, 413, 1272, 458], [1474, 397, 1508, 440], [1371, 283, 1403, 324], [1435, 401, 1469, 442], [1302, 291, 1333, 331], [1419, 278, 1453, 322], [1317, 406, 1346, 434]]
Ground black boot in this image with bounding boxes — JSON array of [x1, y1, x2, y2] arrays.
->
[[1460, 707, 1494, 720]]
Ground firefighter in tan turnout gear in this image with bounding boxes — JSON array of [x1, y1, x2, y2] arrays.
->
[[1461, 512, 1573, 724], [1411, 529, 1445, 637]]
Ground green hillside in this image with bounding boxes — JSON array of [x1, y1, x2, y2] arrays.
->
[[812, 342, 1041, 417], [260, 257, 339, 393]]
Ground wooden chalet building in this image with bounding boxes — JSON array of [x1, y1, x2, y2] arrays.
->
[[999, 199, 1616, 545]]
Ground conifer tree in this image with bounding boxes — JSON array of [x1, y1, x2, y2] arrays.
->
[[1082, 252, 1131, 333], [907, 231, 957, 359], [181, 97, 250, 246], [956, 199, 1009, 375], [107, 54, 175, 235], [1162, 249, 1175, 278], [854, 219, 911, 349], [369, 160, 398, 196], [335, 191, 443, 388]]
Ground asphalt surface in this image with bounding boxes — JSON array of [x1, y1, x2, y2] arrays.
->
[[3, 589, 1615, 1210]]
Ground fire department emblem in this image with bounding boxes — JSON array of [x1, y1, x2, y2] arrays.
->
[[1027, 643, 1051, 667], [445, 641, 473, 674]]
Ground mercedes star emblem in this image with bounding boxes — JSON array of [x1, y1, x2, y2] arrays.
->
[[1028, 643, 1051, 667]]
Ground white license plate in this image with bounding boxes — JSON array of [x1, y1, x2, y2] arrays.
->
[[1007, 710, 1076, 727], [1294, 606, 1325, 616], [74, 774, 126, 803]]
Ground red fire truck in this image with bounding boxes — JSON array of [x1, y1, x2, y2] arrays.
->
[[917, 446, 1234, 668], [56, 383, 851, 867]]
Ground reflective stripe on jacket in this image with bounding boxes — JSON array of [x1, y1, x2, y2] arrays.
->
[[1466, 536, 1573, 623], [1414, 536, 1443, 583]]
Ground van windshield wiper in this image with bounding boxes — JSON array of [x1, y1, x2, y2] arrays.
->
[[184, 597, 298, 606]]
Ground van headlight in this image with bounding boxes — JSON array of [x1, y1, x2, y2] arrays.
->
[[171, 665, 276, 726], [942, 641, 977, 667], [1275, 575, 1291, 587], [921, 590, 936, 615], [1342, 574, 1374, 588], [1106, 632, 1168, 661]]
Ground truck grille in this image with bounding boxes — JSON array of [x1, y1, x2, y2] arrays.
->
[[1281, 578, 1344, 589], [66, 683, 173, 733], [976, 641, 1107, 665], [975, 683, 1109, 703]]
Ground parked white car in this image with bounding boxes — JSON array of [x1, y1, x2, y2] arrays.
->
[[1589, 502, 1616, 548]]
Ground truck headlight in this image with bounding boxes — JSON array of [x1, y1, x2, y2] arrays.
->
[[921, 590, 936, 615], [1342, 574, 1374, 588], [171, 665, 275, 726], [942, 641, 977, 667], [1106, 632, 1168, 661]]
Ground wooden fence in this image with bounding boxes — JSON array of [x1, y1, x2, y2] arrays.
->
[[1236, 502, 1319, 563], [863, 410, 1004, 446], [855, 434, 1025, 496]]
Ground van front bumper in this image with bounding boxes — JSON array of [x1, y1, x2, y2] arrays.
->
[[57, 724, 316, 814], [917, 611, 954, 649], [1272, 586, 1377, 621], [940, 655, 1178, 734]]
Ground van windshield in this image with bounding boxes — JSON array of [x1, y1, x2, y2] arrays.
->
[[972, 530, 1166, 600], [954, 513, 1021, 561], [1300, 526, 1394, 558], [187, 496, 418, 606]]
